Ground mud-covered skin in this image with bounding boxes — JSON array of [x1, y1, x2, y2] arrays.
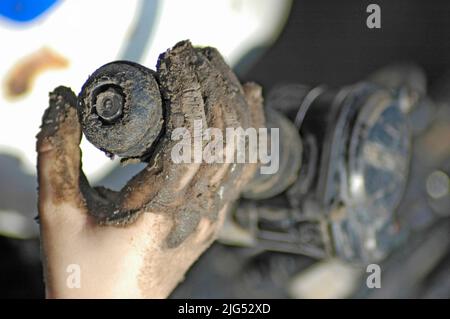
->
[[37, 41, 264, 252], [37, 86, 84, 208], [36, 41, 264, 297]]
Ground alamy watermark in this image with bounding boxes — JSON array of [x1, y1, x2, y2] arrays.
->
[[366, 263, 381, 288], [170, 120, 280, 175], [66, 264, 81, 289], [366, 4, 381, 29]]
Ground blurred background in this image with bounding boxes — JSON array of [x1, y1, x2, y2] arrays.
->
[[0, 0, 449, 298]]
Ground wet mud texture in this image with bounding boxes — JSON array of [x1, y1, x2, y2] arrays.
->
[[36, 40, 265, 248]]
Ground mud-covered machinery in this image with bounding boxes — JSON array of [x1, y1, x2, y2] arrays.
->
[[77, 59, 439, 264]]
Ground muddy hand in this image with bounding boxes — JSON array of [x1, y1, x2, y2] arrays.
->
[[36, 41, 264, 298]]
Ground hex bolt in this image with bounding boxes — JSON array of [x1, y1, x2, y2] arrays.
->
[[78, 61, 163, 159], [95, 88, 124, 123]]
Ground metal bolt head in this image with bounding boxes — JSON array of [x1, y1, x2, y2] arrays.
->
[[95, 88, 124, 122], [79, 61, 163, 158]]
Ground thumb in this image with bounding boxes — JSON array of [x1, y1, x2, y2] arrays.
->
[[36, 86, 87, 225]]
